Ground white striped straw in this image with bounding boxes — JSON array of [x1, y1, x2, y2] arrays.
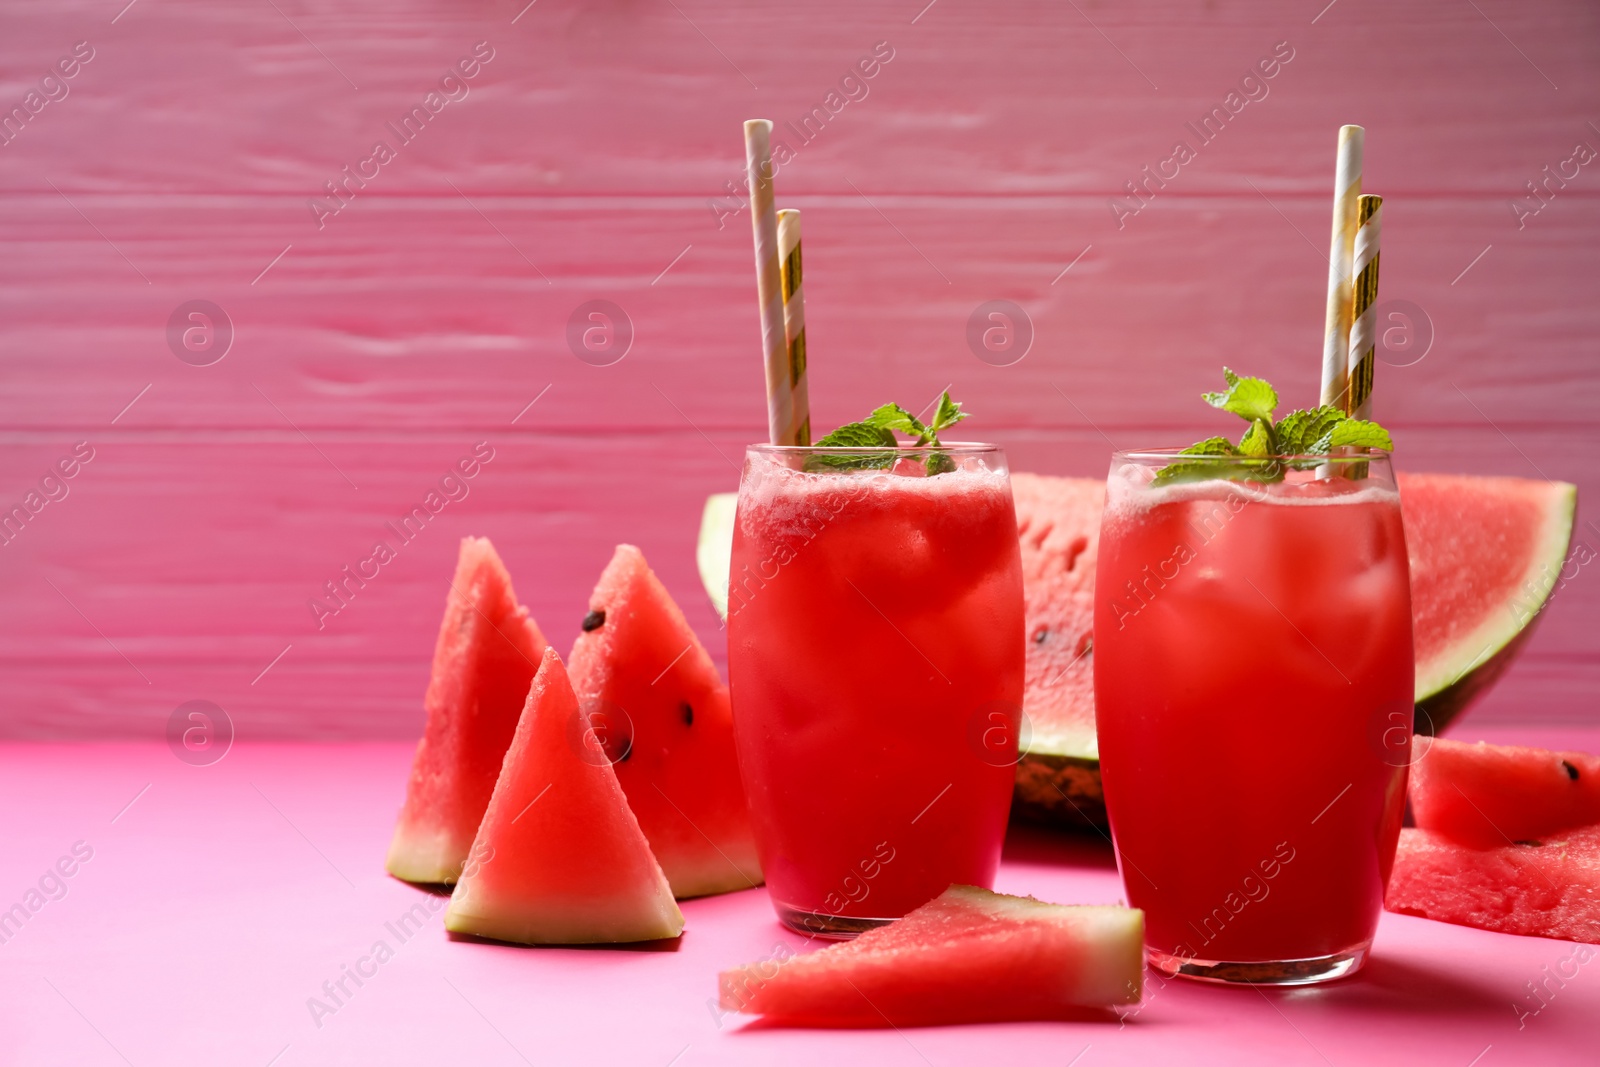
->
[[1319, 125, 1364, 412], [775, 208, 811, 446], [744, 120, 801, 446], [1346, 194, 1383, 422]]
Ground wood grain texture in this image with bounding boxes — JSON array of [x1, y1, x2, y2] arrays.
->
[[0, 0, 1596, 737]]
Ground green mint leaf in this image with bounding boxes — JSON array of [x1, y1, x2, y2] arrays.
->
[[1153, 457, 1280, 486], [928, 392, 968, 436], [865, 403, 926, 439], [1203, 367, 1278, 425], [1166, 370, 1393, 484], [1153, 437, 1244, 486], [815, 421, 897, 448], [1179, 436, 1242, 457], [1238, 420, 1274, 457], [1274, 405, 1347, 455], [1327, 419, 1393, 450], [804, 421, 899, 471], [812, 392, 974, 476]]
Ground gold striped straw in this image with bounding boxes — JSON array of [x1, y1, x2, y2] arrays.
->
[[744, 120, 807, 447], [1346, 194, 1383, 421], [1319, 125, 1364, 412], [776, 208, 811, 445]]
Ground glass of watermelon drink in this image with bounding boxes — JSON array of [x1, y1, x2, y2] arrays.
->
[[727, 443, 1025, 938], [1094, 449, 1413, 985]]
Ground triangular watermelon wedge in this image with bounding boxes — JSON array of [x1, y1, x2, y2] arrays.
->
[[445, 648, 685, 944], [570, 544, 762, 898], [386, 537, 548, 884], [719, 885, 1143, 1026]]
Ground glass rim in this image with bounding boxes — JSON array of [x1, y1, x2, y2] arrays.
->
[[1113, 447, 1392, 464], [746, 440, 1002, 455]]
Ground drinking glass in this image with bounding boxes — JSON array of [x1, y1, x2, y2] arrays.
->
[[1095, 450, 1413, 984], [727, 443, 1025, 937]]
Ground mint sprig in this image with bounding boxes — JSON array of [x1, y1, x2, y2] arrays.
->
[[1154, 369, 1392, 485], [807, 391, 969, 474]]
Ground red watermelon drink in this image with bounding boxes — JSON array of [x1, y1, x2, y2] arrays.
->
[[1095, 449, 1413, 984], [728, 443, 1024, 937]]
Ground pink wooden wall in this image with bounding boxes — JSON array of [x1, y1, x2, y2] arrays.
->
[[2, 0, 1596, 739]]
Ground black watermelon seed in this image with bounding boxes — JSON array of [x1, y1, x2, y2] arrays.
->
[[582, 610, 605, 632], [1033, 629, 1050, 645], [1516, 839, 1544, 847], [1563, 759, 1580, 781], [681, 702, 694, 726]]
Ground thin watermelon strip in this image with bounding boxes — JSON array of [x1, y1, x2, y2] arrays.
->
[[387, 538, 547, 884], [718, 886, 1143, 1026], [445, 648, 684, 945], [1387, 825, 1600, 945], [1411, 737, 1600, 848], [570, 544, 762, 899]]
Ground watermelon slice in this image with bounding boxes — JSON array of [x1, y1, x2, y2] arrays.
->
[[445, 647, 685, 944], [1386, 825, 1600, 944], [1410, 736, 1600, 849], [718, 885, 1142, 1026], [697, 494, 737, 619], [1404, 473, 1576, 731], [1009, 474, 1106, 829], [696, 472, 1576, 831], [387, 537, 548, 884], [569, 544, 762, 899]]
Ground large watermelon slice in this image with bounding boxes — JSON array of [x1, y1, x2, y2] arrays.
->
[[1386, 824, 1600, 944], [1009, 474, 1105, 829], [445, 647, 685, 944], [387, 537, 547, 884], [1410, 737, 1600, 849], [1404, 473, 1576, 729], [697, 472, 1576, 831], [569, 544, 762, 899], [718, 885, 1143, 1026]]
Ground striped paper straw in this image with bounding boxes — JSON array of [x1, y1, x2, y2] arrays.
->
[[1319, 125, 1365, 412], [1346, 194, 1383, 421], [744, 120, 804, 446], [775, 208, 811, 446]]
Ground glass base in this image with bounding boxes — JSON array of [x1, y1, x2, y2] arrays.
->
[[1148, 942, 1369, 986], [776, 903, 896, 940]]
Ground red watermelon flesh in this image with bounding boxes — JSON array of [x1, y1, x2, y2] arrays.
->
[[1013, 474, 1103, 759], [1411, 737, 1600, 848], [445, 647, 684, 945], [1402, 472, 1575, 726], [569, 544, 762, 899], [387, 537, 547, 884], [1386, 825, 1600, 944], [718, 885, 1143, 1027]]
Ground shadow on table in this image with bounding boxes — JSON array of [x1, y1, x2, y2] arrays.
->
[[728, 1005, 1124, 1032], [401, 883, 686, 952], [1002, 821, 1117, 871], [445, 929, 685, 952], [1257, 954, 1510, 1020]]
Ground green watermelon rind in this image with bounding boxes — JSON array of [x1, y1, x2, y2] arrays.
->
[[697, 493, 737, 620], [1412, 479, 1577, 734]]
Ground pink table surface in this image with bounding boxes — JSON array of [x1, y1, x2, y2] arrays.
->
[[4, 725, 1596, 1067]]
